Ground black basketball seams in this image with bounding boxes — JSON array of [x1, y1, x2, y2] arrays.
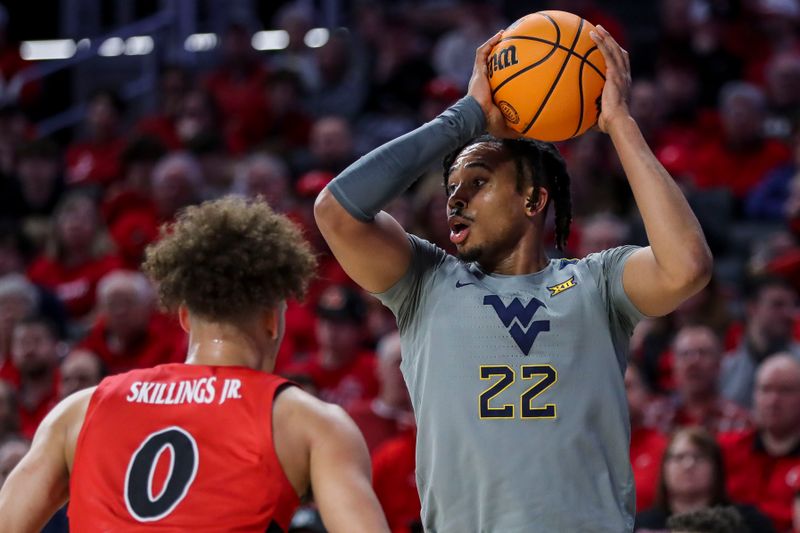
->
[[490, 13, 561, 98], [572, 55, 587, 139], [490, 43, 560, 97], [497, 36, 605, 80], [522, 16, 585, 136]]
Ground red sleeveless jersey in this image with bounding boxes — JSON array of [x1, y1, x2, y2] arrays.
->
[[68, 363, 300, 532]]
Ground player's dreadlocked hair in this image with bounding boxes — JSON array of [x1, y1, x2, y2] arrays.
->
[[442, 134, 573, 251]]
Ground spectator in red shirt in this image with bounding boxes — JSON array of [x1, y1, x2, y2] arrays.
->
[[648, 325, 751, 435], [77, 270, 185, 375], [27, 193, 122, 321], [0, 379, 18, 443], [5, 139, 65, 233], [262, 69, 313, 156], [285, 284, 378, 409], [175, 88, 222, 148], [150, 152, 203, 222], [372, 429, 420, 533], [636, 427, 775, 533], [0, 274, 37, 384], [626, 361, 668, 512], [690, 82, 791, 200], [57, 348, 103, 400], [65, 89, 127, 188], [347, 331, 413, 453], [204, 21, 270, 154], [135, 65, 190, 151], [10, 316, 60, 439], [720, 354, 800, 532]]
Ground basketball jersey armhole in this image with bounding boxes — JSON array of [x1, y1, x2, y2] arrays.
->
[[264, 380, 303, 502]]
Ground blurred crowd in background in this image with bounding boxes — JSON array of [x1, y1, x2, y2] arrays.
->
[[1, 0, 800, 532]]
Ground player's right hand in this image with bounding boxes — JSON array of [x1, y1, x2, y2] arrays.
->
[[468, 30, 520, 139]]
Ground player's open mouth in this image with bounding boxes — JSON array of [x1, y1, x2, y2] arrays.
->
[[448, 216, 472, 245]]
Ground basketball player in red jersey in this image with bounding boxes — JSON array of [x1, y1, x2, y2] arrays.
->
[[0, 197, 390, 533]]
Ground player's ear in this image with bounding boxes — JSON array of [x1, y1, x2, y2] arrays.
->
[[177, 305, 191, 333], [525, 186, 548, 217], [262, 306, 281, 341]]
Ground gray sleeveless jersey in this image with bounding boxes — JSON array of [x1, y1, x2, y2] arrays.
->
[[374, 235, 645, 533]]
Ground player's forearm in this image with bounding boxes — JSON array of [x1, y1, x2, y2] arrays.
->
[[609, 116, 712, 286], [323, 96, 485, 222]]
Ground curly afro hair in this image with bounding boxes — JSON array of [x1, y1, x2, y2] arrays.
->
[[143, 196, 316, 321]]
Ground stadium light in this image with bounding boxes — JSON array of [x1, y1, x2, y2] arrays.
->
[[185, 33, 218, 52], [251, 30, 289, 51], [125, 36, 154, 56], [20, 39, 76, 61], [304, 28, 329, 48], [99, 37, 125, 57]]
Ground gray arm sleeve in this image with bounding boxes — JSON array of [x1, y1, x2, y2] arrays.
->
[[326, 96, 486, 221]]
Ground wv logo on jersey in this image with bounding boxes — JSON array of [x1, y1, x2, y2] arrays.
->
[[548, 276, 577, 297], [483, 295, 550, 355]]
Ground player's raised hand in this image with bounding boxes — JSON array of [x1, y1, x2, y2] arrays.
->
[[467, 30, 520, 139], [590, 25, 632, 134]]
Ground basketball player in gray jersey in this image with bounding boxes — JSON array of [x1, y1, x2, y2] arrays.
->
[[315, 26, 712, 533]]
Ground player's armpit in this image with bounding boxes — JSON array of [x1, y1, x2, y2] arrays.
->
[[0, 387, 93, 533], [306, 400, 391, 533], [315, 189, 412, 294], [622, 246, 712, 317]]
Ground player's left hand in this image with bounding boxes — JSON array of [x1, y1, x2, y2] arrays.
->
[[590, 25, 631, 134]]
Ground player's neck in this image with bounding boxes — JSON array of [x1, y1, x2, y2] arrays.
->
[[482, 235, 549, 276], [184, 323, 275, 372]]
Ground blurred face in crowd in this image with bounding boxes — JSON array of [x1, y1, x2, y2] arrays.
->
[[722, 93, 765, 146], [754, 356, 800, 438], [160, 67, 189, 118], [577, 217, 626, 257], [152, 159, 199, 220], [100, 279, 152, 342], [767, 53, 800, 108], [673, 326, 722, 399], [241, 158, 289, 209], [222, 24, 252, 67], [310, 117, 353, 168], [748, 284, 797, 347], [629, 80, 664, 137], [0, 291, 34, 348], [17, 155, 58, 209], [0, 242, 23, 276], [316, 318, 361, 365], [316, 34, 350, 83], [87, 94, 120, 139], [177, 91, 216, 142], [0, 439, 29, 488], [624, 365, 649, 424], [59, 349, 103, 399], [0, 381, 15, 435], [663, 432, 715, 503], [56, 196, 96, 255], [11, 322, 58, 379]]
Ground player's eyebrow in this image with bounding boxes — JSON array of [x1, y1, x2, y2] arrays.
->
[[463, 161, 494, 172]]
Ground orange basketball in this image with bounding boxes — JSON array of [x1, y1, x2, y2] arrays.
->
[[488, 10, 606, 142]]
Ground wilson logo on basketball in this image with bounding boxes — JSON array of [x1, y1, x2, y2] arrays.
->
[[488, 45, 519, 79], [498, 101, 519, 124]]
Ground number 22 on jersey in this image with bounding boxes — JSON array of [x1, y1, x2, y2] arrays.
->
[[479, 364, 557, 419]]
